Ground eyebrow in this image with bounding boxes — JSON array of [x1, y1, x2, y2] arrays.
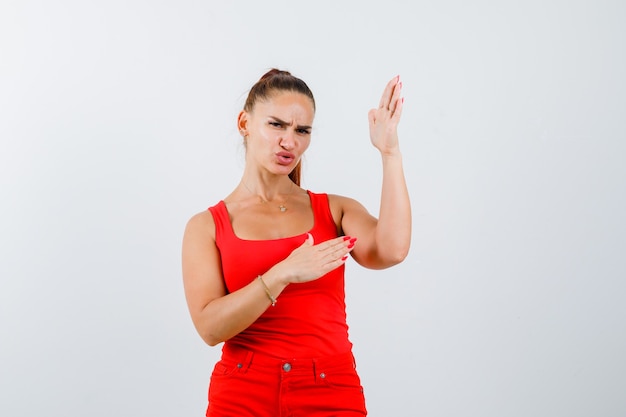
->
[[269, 116, 312, 131]]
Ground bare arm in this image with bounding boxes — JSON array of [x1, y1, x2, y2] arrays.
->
[[181, 212, 355, 346], [338, 76, 411, 269]]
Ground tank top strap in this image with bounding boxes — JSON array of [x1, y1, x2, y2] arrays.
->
[[208, 201, 233, 245], [307, 191, 337, 234]]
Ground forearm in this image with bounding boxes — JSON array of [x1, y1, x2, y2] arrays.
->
[[375, 152, 412, 264], [195, 272, 288, 346]]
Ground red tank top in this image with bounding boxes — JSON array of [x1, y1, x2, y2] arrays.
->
[[208, 191, 352, 358]]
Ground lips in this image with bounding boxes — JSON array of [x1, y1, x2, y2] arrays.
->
[[276, 151, 295, 165]]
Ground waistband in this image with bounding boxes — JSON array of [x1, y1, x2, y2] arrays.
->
[[221, 343, 356, 374]]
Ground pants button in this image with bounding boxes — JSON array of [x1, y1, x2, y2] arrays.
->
[[282, 363, 292, 372]]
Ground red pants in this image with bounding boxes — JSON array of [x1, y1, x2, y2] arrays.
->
[[206, 344, 367, 416]]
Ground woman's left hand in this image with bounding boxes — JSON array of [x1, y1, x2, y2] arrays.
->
[[368, 76, 404, 156]]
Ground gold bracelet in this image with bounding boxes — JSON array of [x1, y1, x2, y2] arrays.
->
[[257, 275, 277, 307]]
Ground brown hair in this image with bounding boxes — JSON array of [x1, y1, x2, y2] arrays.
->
[[243, 69, 315, 186]]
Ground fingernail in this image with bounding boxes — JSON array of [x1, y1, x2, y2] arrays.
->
[[341, 255, 348, 261], [343, 236, 351, 241], [349, 237, 357, 243], [348, 243, 355, 249]]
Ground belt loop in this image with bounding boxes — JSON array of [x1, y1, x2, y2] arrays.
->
[[312, 358, 319, 382], [234, 349, 254, 374], [241, 349, 254, 373]]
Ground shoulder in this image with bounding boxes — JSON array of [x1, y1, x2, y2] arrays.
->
[[327, 193, 366, 213], [184, 208, 217, 242], [325, 193, 372, 231]]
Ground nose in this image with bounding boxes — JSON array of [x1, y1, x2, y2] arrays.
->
[[279, 130, 295, 150]]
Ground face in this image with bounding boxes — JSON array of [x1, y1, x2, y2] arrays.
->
[[239, 91, 315, 176]]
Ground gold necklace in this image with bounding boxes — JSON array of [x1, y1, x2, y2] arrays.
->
[[242, 181, 294, 212]]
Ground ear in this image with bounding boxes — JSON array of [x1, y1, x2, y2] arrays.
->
[[237, 110, 249, 137]]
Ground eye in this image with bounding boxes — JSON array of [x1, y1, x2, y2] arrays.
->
[[297, 128, 311, 135], [268, 121, 282, 128]]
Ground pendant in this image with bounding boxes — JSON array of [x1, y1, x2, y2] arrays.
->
[[279, 205, 287, 212]]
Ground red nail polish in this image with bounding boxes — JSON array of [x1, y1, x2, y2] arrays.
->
[[348, 243, 355, 249], [343, 236, 351, 241], [341, 255, 348, 261], [349, 237, 357, 244]]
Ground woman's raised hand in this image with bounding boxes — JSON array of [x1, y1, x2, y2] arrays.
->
[[368, 76, 404, 156], [269, 234, 356, 285]]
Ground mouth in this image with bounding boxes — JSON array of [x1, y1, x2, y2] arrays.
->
[[276, 151, 296, 165]]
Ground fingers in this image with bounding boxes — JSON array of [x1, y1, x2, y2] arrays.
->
[[312, 235, 357, 264], [389, 79, 403, 114], [320, 237, 356, 270], [378, 75, 403, 110], [299, 234, 355, 254], [284, 235, 357, 284], [392, 96, 404, 122], [316, 235, 355, 250], [378, 75, 399, 110], [298, 232, 315, 248], [372, 76, 404, 129]]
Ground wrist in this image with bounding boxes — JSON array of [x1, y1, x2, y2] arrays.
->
[[381, 149, 403, 160], [259, 270, 290, 293], [257, 275, 277, 306]]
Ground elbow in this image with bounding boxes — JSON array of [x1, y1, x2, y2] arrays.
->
[[192, 302, 226, 346], [195, 318, 224, 346], [387, 247, 409, 266], [362, 246, 410, 270], [379, 244, 410, 268], [373, 231, 411, 267], [200, 331, 224, 347], [396, 248, 410, 264], [206, 339, 222, 347]]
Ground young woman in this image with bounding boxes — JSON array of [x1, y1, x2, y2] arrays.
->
[[182, 69, 411, 416]]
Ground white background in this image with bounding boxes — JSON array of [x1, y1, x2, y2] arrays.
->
[[1, 1, 625, 416]]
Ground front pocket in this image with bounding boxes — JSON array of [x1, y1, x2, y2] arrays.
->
[[210, 360, 241, 379], [321, 367, 364, 392]]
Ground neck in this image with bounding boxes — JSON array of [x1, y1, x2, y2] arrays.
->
[[240, 177, 294, 203]]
